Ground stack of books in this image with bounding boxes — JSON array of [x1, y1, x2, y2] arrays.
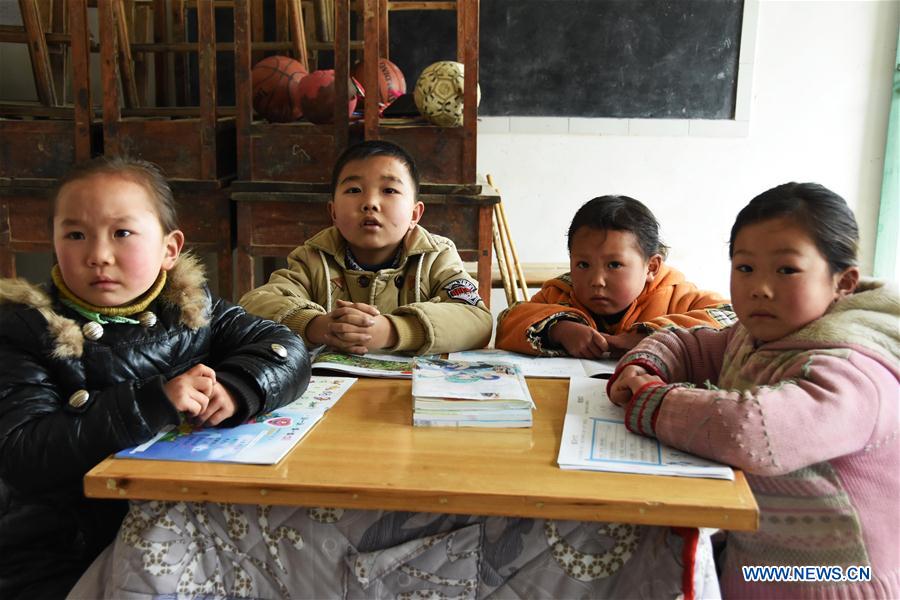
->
[[411, 357, 534, 428]]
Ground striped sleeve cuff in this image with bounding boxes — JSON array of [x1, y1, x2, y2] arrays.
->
[[526, 312, 590, 356], [607, 352, 670, 399], [280, 308, 323, 343], [385, 313, 428, 353], [614, 350, 670, 380], [624, 382, 673, 437]]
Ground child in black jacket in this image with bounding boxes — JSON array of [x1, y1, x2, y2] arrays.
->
[[0, 157, 310, 599]]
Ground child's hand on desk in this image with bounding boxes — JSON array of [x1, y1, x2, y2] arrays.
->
[[609, 365, 664, 406], [195, 381, 237, 427], [164, 363, 215, 416], [549, 321, 610, 358], [601, 331, 647, 356]]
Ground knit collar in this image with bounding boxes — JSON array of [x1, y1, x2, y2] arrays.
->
[[51, 264, 167, 317], [344, 244, 404, 272]]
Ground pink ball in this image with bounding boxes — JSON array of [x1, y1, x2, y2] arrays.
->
[[297, 70, 360, 124]]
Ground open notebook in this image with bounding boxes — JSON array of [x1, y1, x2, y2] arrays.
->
[[558, 377, 734, 480], [449, 349, 618, 379]]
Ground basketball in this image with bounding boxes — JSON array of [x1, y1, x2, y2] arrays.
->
[[251, 55, 307, 123], [351, 58, 406, 107], [297, 69, 361, 124], [414, 61, 481, 127]]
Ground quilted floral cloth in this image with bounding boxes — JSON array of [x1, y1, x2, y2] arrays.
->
[[69, 501, 720, 599]]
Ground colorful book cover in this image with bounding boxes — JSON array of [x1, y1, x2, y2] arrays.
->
[[311, 350, 416, 378], [116, 376, 357, 465], [411, 357, 534, 406]]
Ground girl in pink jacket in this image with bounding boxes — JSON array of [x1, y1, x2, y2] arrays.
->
[[609, 182, 899, 599]]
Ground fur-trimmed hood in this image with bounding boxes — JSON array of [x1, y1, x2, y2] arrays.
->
[[786, 277, 900, 367], [0, 253, 210, 359]]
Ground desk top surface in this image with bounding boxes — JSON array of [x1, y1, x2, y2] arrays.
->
[[84, 378, 758, 531]]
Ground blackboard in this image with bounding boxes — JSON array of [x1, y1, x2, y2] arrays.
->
[[388, 0, 744, 119]]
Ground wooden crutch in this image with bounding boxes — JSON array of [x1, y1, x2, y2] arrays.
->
[[492, 205, 516, 306], [487, 174, 529, 303]]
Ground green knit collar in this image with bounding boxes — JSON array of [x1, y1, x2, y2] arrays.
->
[[51, 264, 166, 323]]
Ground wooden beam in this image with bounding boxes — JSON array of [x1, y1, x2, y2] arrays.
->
[[197, 0, 217, 179], [69, 0, 92, 161], [288, 0, 309, 70], [18, 0, 58, 105], [112, 0, 141, 107], [234, 0, 252, 180]]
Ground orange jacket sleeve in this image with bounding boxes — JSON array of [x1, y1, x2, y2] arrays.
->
[[495, 284, 594, 355], [626, 283, 734, 333]]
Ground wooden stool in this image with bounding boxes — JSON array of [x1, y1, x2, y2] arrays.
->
[[0, 0, 97, 279], [360, 0, 479, 184], [98, 0, 235, 298], [234, 0, 355, 183]]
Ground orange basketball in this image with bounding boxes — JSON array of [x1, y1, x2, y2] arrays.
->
[[351, 58, 406, 106], [251, 55, 307, 122]]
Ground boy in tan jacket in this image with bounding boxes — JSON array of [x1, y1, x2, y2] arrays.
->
[[240, 141, 492, 355]]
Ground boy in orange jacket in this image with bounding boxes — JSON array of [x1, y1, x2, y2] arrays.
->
[[495, 196, 734, 357]]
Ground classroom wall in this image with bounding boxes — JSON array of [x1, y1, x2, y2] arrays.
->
[[2, 1, 896, 311], [478, 0, 899, 304]]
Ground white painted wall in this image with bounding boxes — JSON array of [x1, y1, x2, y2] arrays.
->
[[3, 1, 896, 305], [477, 1, 899, 303]]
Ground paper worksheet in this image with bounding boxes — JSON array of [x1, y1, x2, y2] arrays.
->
[[557, 377, 734, 480]]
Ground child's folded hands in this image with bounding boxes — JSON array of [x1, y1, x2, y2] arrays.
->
[[309, 299, 398, 354]]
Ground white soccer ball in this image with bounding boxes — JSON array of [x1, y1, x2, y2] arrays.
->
[[414, 61, 481, 127]]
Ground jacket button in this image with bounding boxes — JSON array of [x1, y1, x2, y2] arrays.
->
[[138, 311, 158, 328], [358, 275, 370, 288], [82, 321, 104, 341], [270, 343, 288, 358], [395, 275, 404, 287], [68, 389, 89, 408]]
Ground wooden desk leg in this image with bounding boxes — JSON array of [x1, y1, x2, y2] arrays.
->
[[217, 247, 233, 302], [478, 204, 492, 309], [235, 203, 254, 300], [0, 202, 14, 278], [217, 204, 233, 301], [0, 250, 13, 279]]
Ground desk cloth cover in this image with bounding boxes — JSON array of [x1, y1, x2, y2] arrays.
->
[[70, 501, 719, 599]]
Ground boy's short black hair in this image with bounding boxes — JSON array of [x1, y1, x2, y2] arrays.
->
[[567, 195, 668, 259], [330, 140, 420, 196]]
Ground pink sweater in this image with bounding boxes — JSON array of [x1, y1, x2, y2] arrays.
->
[[610, 281, 900, 599]]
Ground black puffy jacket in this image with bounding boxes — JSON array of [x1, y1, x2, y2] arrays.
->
[[0, 256, 310, 599]]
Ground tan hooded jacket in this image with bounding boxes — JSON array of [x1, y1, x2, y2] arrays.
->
[[240, 225, 492, 354]]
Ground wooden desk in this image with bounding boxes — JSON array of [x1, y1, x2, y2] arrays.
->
[[230, 179, 499, 305], [85, 378, 758, 531]]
